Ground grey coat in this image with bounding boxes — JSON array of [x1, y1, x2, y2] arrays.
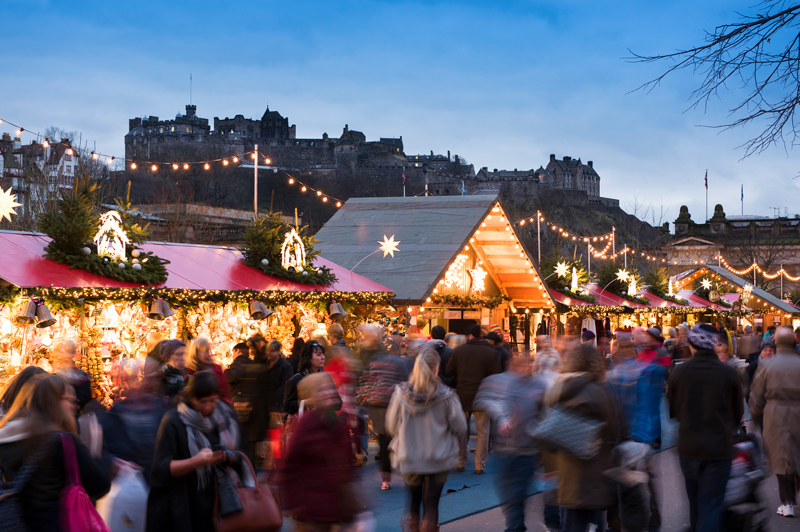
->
[[749, 348, 800, 476]]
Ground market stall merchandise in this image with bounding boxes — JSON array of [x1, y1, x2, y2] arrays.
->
[[0, 231, 393, 401]]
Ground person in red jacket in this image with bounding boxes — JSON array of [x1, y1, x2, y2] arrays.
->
[[281, 372, 357, 530], [186, 337, 231, 404]]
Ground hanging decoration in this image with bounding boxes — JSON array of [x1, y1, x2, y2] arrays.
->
[[554, 261, 569, 279], [428, 294, 511, 310], [742, 283, 754, 305], [571, 266, 579, 293], [0, 186, 22, 222], [616, 269, 630, 283], [378, 235, 401, 258], [469, 264, 487, 294], [443, 254, 469, 290], [240, 212, 336, 285], [700, 278, 713, 291]]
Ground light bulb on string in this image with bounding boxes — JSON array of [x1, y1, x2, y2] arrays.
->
[[251, 153, 256, 159], [316, 190, 322, 196], [232, 156, 238, 163], [183, 163, 189, 170], [15, 129, 22, 136], [322, 197, 328, 202], [301, 186, 307, 192], [172, 163, 179, 170], [288, 178, 294, 184], [42, 140, 49, 148], [130, 162, 137, 169], [336, 201, 342, 207], [223, 159, 229, 166], [67, 148, 73, 155], [264, 158, 271, 164], [151, 164, 158, 172], [203, 163, 209, 170]]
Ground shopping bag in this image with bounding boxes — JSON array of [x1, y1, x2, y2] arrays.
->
[[96, 466, 148, 532]]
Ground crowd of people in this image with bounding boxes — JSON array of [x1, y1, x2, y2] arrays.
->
[[0, 318, 799, 532]]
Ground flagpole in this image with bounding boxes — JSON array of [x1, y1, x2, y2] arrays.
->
[[537, 210, 541, 263], [705, 169, 708, 222], [741, 184, 744, 215]]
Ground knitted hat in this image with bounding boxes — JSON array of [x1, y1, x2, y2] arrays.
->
[[761, 336, 776, 350], [489, 324, 502, 334], [581, 328, 596, 342], [645, 327, 664, 344], [485, 331, 503, 344], [688, 323, 719, 351]]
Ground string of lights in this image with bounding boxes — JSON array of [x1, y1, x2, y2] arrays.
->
[[516, 212, 614, 242], [1, 116, 342, 209], [717, 254, 800, 281]]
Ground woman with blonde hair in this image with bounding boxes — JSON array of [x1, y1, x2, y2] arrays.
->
[[387, 347, 467, 532], [187, 337, 231, 403], [0, 375, 110, 530]]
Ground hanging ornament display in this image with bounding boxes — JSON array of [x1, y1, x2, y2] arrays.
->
[[443, 254, 469, 291], [554, 261, 569, 279], [742, 283, 753, 305], [378, 235, 401, 258], [700, 278, 713, 291]]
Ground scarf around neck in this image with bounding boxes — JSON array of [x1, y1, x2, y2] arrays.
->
[[177, 401, 240, 488]]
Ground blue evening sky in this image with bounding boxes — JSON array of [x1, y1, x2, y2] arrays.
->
[[2, 0, 798, 225]]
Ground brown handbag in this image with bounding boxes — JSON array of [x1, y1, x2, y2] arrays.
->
[[212, 453, 283, 532]]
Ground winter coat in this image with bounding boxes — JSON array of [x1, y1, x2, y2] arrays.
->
[[281, 410, 355, 523], [667, 349, 743, 460], [0, 426, 110, 531], [146, 405, 245, 532], [546, 373, 622, 510], [101, 392, 169, 483], [385, 382, 467, 474], [225, 353, 251, 400], [473, 372, 547, 455], [749, 348, 800, 476], [427, 339, 456, 388], [607, 358, 666, 445], [446, 339, 502, 411], [263, 356, 294, 413]]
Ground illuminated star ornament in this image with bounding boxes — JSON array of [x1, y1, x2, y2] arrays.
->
[[700, 278, 712, 291], [378, 235, 400, 258], [0, 187, 22, 222], [615, 269, 630, 283], [469, 265, 487, 293], [554, 261, 569, 279]]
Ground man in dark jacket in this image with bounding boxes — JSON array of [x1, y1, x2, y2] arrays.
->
[[428, 325, 455, 387], [264, 340, 294, 413], [485, 331, 511, 370], [667, 323, 743, 532], [446, 325, 502, 474], [225, 342, 251, 400]]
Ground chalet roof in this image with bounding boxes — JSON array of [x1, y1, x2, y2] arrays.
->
[[675, 265, 799, 315], [314, 195, 554, 307]]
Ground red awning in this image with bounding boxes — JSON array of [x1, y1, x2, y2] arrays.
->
[[549, 289, 594, 307], [0, 231, 392, 294], [676, 290, 729, 311], [584, 283, 648, 308], [638, 290, 690, 308]]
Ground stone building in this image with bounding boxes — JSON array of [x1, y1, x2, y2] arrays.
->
[[666, 204, 800, 291]]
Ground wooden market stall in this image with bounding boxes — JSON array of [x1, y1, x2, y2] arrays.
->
[[314, 195, 555, 350], [0, 230, 393, 399]]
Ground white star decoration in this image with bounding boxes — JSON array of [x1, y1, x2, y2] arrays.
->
[[615, 269, 630, 283], [378, 235, 400, 258], [554, 261, 569, 278], [0, 187, 22, 223], [469, 266, 487, 293], [701, 278, 712, 291]]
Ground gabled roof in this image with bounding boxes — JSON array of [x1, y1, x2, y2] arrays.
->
[[685, 265, 800, 315], [314, 195, 554, 307], [0, 231, 391, 295], [668, 236, 720, 247]]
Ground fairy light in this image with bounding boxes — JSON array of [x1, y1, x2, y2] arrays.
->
[[172, 163, 179, 170], [301, 186, 307, 192], [233, 156, 238, 163], [289, 178, 295, 184], [130, 162, 137, 169], [223, 159, 229, 166], [151, 164, 158, 172], [183, 163, 189, 170], [204, 163, 210, 170]]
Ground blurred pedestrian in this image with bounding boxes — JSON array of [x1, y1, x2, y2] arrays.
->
[[284, 340, 327, 415], [282, 372, 357, 531], [0, 374, 111, 531], [667, 323, 743, 532], [224, 342, 251, 400], [102, 356, 169, 482], [289, 337, 305, 374], [146, 371, 243, 532], [447, 334, 467, 350], [0, 365, 46, 417], [187, 337, 231, 403], [485, 330, 511, 371], [743, 337, 775, 403], [387, 348, 466, 532], [749, 327, 800, 518], [547, 343, 622, 532], [474, 353, 546, 532], [446, 325, 502, 474], [263, 340, 294, 413], [427, 325, 455, 388], [53, 340, 93, 412], [154, 339, 188, 403]]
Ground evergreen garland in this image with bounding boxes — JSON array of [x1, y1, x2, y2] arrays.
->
[[37, 177, 168, 285], [429, 294, 511, 309], [240, 213, 337, 286]]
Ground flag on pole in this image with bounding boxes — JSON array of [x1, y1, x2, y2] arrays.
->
[[461, 180, 465, 195], [741, 184, 744, 201], [402, 168, 406, 186], [705, 170, 708, 189]]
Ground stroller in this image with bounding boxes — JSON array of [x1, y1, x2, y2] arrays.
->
[[726, 433, 770, 532]]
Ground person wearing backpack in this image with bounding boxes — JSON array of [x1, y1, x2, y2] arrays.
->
[[0, 374, 111, 531]]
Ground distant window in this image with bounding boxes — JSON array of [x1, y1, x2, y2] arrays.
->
[[171, 126, 175, 132], [65, 154, 72, 161], [186, 126, 190, 133], [159, 127, 164, 133]]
